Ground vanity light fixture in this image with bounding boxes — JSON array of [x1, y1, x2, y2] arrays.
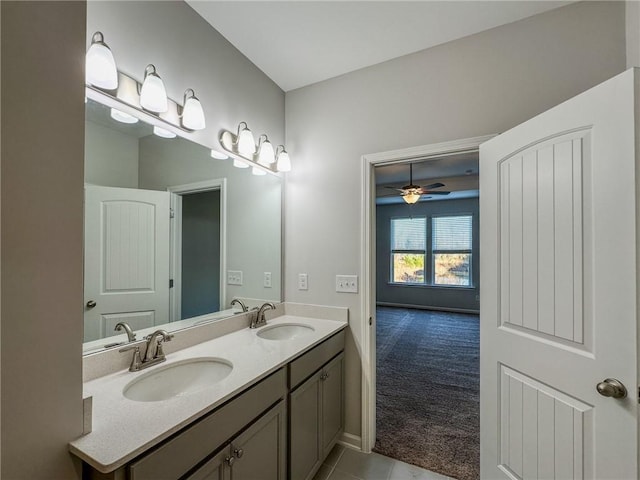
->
[[110, 108, 138, 124], [236, 122, 256, 157], [140, 64, 168, 113], [210, 150, 229, 160], [153, 126, 176, 139], [86, 32, 118, 90], [252, 167, 267, 176], [257, 134, 275, 166], [181, 89, 206, 130], [275, 145, 291, 172]]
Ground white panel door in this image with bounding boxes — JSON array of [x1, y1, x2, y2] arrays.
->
[[84, 185, 170, 342], [480, 68, 638, 479]]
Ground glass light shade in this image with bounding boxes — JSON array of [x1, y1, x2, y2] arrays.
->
[[236, 123, 256, 157], [86, 32, 118, 90], [252, 167, 267, 176], [182, 95, 206, 130], [110, 108, 138, 124], [402, 193, 421, 204], [140, 65, 168, 113], [153, 126, 176, 138], [258, 138, 275, 165], [210, 150, 229, 160], [233, 158, 250, 169], [276, 149, 291, 172]]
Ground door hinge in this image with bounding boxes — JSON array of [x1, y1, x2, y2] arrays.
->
[[170, 208, 175, 218], [169, 279, 174, 288], [369, 316, 373, 326]]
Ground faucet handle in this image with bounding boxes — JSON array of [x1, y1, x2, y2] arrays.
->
[[119, 345, 142, 372]]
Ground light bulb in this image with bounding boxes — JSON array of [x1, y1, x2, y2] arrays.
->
[[257, 135, 275, 165], [210, 150, 228, 160], [86, 32, 118, 90], [153, 126, 176, 138], [110, 108, 138, 124], [402, 193, 421, 204], [252, 167, 267, 176], [233, 158, 250, 169], [140, 64, 168, 113], [182, 89, 206, 130], [236, 122, 256, 157], [276, 147, 291, 172]]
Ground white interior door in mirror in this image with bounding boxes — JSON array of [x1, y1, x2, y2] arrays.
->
[[84, 185, 170, 342], [480, 69, 638, 479]]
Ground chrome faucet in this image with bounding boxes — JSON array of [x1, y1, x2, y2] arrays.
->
[[231, 298, 248, 313], [114, 322, 136, 342], [250, 302, 276, 329], [119, 329, 174, 372]]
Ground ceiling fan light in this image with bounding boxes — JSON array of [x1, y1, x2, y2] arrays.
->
[[402, 193, 421, 204], [86, 32, 118, 90], [140, 64, 168, 113]]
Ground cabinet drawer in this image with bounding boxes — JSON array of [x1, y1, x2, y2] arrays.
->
[[129, 368, 286, 480], [289, 330, 345, 390]]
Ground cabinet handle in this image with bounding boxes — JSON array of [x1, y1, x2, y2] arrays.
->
[[234, 448, 244, 458], [225, 456, 235, 467], [320, 372, 329, 380]]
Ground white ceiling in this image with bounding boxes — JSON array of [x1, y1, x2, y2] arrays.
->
[[187, 1, 573, 92]]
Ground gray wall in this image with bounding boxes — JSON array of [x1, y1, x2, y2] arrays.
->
[[182, 190, 221, 318], [284, 1, 627, 441], [376, 198, 480, 312], [85, 120, 139, 188], [1, 2, 86, 478]]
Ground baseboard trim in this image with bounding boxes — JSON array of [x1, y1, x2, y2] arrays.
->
[[338, 432, 362, 451], [376, 302, 479, 315]]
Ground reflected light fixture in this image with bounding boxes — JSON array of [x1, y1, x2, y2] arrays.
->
[[275, 145, 291, 172], [86, 31, 118, 90], [252, 166, 267, 176], [257, 134, 275, 166], [110, 108, 138, 124], [210, 150, 229, 160], [402, 192, 421, 204], [181, 89, 206, 130], [233, 158, 250, 169], [235, 122, 256, 157], [153, 126, 176, 138], [140, 64, 168, 113]]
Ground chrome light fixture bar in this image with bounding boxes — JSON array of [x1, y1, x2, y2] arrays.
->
[[219, 123, 288, 175]]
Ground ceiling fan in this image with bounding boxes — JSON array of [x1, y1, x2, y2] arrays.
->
[[383, 163, 450, 204]]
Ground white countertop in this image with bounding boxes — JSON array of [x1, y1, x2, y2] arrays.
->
[[69, 315, 347, 473]]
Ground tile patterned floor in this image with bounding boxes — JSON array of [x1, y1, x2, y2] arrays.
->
[[313, 444, 454, 480]]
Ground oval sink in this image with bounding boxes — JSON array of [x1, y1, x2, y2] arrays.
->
[[123, 358, 233, 402], [257, 323, 315, 341]]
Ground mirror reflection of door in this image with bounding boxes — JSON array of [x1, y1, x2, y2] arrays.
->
[[83, 185, 170, 342]]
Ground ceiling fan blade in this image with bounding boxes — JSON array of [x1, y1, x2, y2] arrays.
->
[[423, 190, 450, 195], [422, 182, 445, 190], [384, 186, 406, 193]]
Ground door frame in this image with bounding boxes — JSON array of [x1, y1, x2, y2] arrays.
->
[[359, 134, 495, 452], [168, 178, 227, 323]]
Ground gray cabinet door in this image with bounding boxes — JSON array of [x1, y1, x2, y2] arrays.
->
[[290, 371, 322, 480], [185, 450, 227, 480], [230, 400, 287, 480], [321, 353, 344, 459]]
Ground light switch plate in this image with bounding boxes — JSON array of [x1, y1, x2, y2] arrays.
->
[[264, 272, 272, 288], [228, 270, 243, 286], [298, 273, 308, 290], [336, 275, 358, 293]]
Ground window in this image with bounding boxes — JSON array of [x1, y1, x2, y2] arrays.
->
[[432, 215, 472, 286], [391, 217, 426, 284]]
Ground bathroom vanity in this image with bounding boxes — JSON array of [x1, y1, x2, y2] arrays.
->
[[71, 314, 346, 480]]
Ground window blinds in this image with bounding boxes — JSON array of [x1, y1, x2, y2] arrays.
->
[[391, 217, 426, 250], [432, 215, 472, 250]]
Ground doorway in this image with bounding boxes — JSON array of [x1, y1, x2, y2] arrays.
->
[[359, 135, 494, 477]]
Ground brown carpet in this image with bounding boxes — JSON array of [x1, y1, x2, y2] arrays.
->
[[374, 307, 479, 480]]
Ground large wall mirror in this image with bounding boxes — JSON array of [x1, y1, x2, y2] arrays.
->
[[83, 97, 282, 354]]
